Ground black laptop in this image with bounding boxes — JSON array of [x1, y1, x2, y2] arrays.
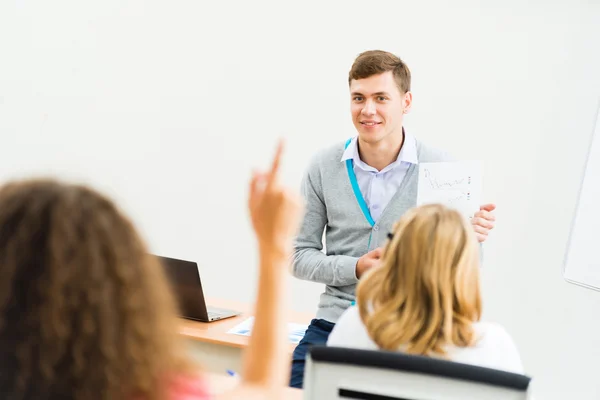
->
[[156, 255, 240, 322]]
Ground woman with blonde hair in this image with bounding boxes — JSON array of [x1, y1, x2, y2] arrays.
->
[[327, 204, 524, 373], [0, 142, 301, 399]]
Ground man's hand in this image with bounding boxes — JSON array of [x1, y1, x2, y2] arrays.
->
[[356, 247, 383, 279], [472, 203, 496, 243]]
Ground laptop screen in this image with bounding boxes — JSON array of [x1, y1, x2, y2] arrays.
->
[[155, 255, 208, 321]]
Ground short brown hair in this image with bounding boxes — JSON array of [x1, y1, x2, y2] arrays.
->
[[0, 179, 193, 400], [348, 50, 411, 93]]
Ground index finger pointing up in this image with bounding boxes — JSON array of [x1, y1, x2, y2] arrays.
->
[[266, 139, 284, 190]]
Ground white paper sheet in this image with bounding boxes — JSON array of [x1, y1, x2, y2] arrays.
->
[[417, 161, 483, 218]]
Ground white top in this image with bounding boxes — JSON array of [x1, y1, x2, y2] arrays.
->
[[327, 306, 525, 374]]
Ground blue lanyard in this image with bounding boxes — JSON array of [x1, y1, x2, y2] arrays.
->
[[345, 138, 375, 250], [344, 138, 375, 227]]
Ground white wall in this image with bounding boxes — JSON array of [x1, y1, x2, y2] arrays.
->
[[1, 0, 599, 398]]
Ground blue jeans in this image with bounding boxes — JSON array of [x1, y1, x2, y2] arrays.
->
[[289, 318, 335, 389]]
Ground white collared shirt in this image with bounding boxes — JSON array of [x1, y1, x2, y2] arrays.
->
[[341, 133, 419, 222]]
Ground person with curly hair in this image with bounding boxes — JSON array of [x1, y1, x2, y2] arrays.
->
[[0, 141, 302, 400]]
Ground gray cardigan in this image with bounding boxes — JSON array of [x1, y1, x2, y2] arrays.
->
[[292, 137, 454, 323]]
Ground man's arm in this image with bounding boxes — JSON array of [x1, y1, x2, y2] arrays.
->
[[291, 157, 360, 287]]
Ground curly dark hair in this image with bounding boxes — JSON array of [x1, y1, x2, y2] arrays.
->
[[0, 179, 194, 400]]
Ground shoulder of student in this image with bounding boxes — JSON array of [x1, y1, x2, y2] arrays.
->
[[475, 321, 518, 347], [473, 321, 524, 372]]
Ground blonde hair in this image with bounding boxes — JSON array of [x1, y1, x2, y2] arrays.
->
[[356, 204, 482, 356]]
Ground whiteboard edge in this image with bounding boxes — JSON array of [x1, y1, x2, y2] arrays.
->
[[562, 96, 600, 288]]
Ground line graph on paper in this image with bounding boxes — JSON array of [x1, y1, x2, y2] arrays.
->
[[423, 170, 472, 204], [417, 161, 483, 218]]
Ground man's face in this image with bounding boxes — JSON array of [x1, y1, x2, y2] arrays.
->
[[350, 71, 412, 144]]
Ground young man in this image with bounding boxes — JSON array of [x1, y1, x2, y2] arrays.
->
[[289, 50, 496, 388]]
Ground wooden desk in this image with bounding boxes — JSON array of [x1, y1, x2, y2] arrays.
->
[[206, 372, 302, 399], [179, 298, 313, 375]]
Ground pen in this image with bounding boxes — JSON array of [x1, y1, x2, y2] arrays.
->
[[226, 369, 238, 378]]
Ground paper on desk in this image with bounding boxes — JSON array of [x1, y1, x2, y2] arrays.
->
[[227, 317, 308, 344], [417, 161, 483, 219]]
